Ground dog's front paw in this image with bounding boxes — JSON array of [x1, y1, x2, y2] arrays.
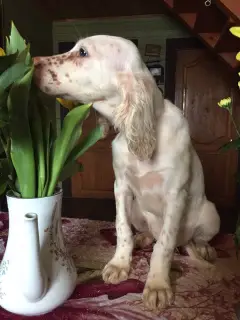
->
[[143, 278, 174, 311], [102, 263, 130, 284]]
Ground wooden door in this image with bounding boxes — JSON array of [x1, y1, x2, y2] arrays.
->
[[175, 48, 240, 209], [71, 111, 116, 198]]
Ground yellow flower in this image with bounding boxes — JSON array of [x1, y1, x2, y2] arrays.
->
[[236, 52, 240, 61], [56, 98, 76, 110], [218, 97, 232, 109], [0, 48, 5, 56], [230, 26, 240, 38]]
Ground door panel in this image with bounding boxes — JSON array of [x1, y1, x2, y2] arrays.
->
[[71, 109, 116, 198], [175, 49, 239, 207]]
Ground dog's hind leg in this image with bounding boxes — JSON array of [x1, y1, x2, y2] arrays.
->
[[185, 200, 220, 263]]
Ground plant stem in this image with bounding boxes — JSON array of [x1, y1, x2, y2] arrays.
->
[[229, 110, 240, 138], [0, 131, 7, 155]]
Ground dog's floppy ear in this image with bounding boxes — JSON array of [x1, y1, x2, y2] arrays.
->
[[114, 71, 157, 160]]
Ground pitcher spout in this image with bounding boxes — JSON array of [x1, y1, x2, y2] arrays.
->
[[22, 213, 47, 302]]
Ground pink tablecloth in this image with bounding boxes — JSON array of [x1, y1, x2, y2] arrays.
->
[[0, 213, 240, 320]]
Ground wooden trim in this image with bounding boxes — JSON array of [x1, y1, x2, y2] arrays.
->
[[54, 14, 168, 24], [164, 37, 204, 101], [216, 0, 240, 23]]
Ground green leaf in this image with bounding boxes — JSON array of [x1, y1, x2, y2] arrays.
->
[[6, 21, 27, 55], [0, 62, 30, 95], [66, 125, 103, 163], [33, 92, 56, 198], [0, 52, 18, 75], [0, 158, 9, 196], [16, 44, 32, 66], [47, 104, 92, 196], [9, 66, 36, 198], [58, 125, 103, 185], [219, 138, 240, 152], [59, 161, 83, 182], [29, 96, 45, 197], [0, 141, 5, 156], [42, 122, 55, 197]]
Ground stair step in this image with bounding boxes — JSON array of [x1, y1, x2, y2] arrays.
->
[[215, 27, 240, 53], [219, 52, 240, 69], [179, 13, 197, 28], [162, 0, 174, 8], [173, 0, 199, 13], [216, 0, 240, 22], [199, 32, 221, 48], [194, 4, 228, 33]]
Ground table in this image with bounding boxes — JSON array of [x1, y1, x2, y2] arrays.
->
[[0, 213, 239, 320]]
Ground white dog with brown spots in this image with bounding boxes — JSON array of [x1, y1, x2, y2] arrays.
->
[[34, 35, 220, 311]]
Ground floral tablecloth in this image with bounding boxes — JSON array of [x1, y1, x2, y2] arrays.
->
[[0, 213, 240, 320]]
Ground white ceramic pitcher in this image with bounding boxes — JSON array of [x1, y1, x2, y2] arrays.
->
[[0, 189, 77, 316]]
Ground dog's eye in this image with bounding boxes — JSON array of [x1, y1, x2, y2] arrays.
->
[[79, 47, 88, 57]]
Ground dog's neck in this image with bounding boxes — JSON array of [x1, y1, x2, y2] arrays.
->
[[92, 95, 122, 125], [92, 87, 163, 127]]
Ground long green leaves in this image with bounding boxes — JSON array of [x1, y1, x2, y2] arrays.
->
[[47, 104, 91, 196], [0, 21, 104, 199], [6, 22, 27, 55], [29, 97, 45, 197], [9, 67, 36, 198]]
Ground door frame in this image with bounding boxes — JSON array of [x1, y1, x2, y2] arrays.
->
[[164, 37, 239, 233], [164, 37, 204, 101]]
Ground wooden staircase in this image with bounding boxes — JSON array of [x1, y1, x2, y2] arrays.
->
[[161, 0, 240, 71]]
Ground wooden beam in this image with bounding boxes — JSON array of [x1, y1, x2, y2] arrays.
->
[[219, 52, 240, 68], [216, 0, 240, 22], [179, 13, 197, 28], [194, 4, 227, 33], [173, 0, 200, 13], [215, 26, 240, 52], [162, 0, 174, 8], [198, 32, 221, 48]]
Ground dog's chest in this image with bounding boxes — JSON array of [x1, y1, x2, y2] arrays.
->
[[112, 135, 164, 202]]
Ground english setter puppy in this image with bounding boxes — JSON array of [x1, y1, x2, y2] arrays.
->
[[34, 35, 220, 311]]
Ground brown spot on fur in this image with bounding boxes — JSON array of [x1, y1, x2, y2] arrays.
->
[[48, 69, 58, 82], [65, 73, 70, 78], [56, 81, 61, 86], [44, 86, 50, 93], [67, 52, 83, 66]]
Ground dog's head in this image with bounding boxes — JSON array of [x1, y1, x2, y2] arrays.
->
[[34, 35, 162, 160]]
